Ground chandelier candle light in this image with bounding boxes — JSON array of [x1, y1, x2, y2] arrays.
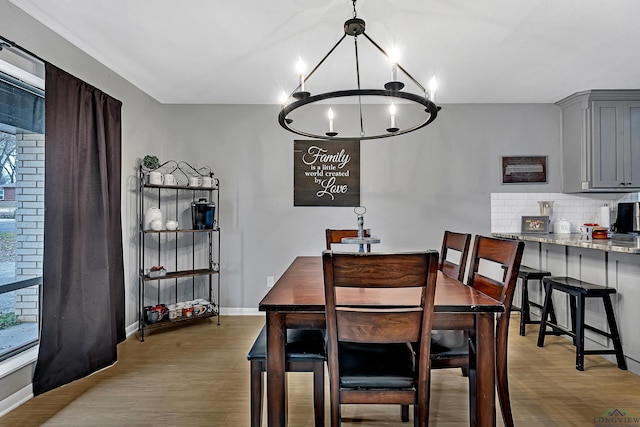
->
[[327, 108, 337, 137], [388, 103, 398, 133], [278, 0, 441, 141]]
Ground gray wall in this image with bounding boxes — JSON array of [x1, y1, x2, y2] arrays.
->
[[162, 103, 562, 310]]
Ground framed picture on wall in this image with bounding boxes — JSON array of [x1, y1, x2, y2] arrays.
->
[[521, 216, 550, 234], [293, 139, 361, 206], [501, 156, 547, 184]]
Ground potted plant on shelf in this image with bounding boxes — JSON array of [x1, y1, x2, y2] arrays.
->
[[142, 155, 161, 185], [143, 155, 160, 170]]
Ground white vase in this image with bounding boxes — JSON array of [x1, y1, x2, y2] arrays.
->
[[144, 207, 163, 230]]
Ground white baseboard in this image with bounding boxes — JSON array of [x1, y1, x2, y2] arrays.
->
[[221, 307, 262, 316], [0, 347, 38, 417], [125, 322, 139, 337], [0, 384, 33, 418]]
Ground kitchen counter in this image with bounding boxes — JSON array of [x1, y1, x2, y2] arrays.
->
[[492, 232, 640, 254]]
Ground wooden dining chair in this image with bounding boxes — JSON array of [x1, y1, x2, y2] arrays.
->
[[439, 230, 472, 281], [322, 250, 439, 427], [325, 228, 371, 251], [430, 235, 524, 427], [246, 326, 326, 427]]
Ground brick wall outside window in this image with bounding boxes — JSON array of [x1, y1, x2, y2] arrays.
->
[[14, 133, 44, 322]]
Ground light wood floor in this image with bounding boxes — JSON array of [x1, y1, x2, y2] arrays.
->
[[1, 315, 639, 426]]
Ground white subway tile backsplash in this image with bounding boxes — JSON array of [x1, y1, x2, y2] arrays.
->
[[496, 193, 513, 200], [490, 192, 639, 233]]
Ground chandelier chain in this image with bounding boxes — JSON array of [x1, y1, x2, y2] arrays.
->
[[354, 36, 364, 136], [352, 0, 358, 18]]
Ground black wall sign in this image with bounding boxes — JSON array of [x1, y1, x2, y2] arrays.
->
[[294, 140, 360, 207]]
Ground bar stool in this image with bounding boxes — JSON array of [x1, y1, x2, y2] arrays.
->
[[536, 276, 627, 371], [511, 266, 552, 336]]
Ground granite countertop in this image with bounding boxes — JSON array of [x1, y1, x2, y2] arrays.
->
[[492, 232, 640, 254]]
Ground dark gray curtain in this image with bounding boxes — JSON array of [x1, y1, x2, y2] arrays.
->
[[33, 64, 125, 395]]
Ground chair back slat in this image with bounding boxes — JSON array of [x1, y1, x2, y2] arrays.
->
[[467, 236, 524, 315], [331, 252, 429, 288], [469, 274, 505, 302], [336, 309, 424, 343], [439, 231, 472, 282], [325, 229, 371, 251]]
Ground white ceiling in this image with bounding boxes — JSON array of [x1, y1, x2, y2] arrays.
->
[[8, 0, 640, 105]]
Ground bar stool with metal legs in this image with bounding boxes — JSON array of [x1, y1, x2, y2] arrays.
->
[[511, 266, 552, 336], [536, 276, 627, 371]]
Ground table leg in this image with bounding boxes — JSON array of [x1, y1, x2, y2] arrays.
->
[[475, 312, 496, 427], [266, 312, 287, 427]]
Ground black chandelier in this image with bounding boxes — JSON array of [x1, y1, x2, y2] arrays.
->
[[278, 0, 441, 141]]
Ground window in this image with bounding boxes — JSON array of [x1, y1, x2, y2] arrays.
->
[[0, 51, 44, 362]]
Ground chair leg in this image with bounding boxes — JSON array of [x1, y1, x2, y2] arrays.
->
[[548, 293, 558, 326], [575, 294, 585, 371], [401, 404, 410, 422], [313, 362, 325, 427], [537, 283, 554, 347], [330, 375, 341, 427], [519, 278, 528, 336], [250, 361, 264, 427], [417, 371, 432, 427], [602, 295, 628, 370], [496, 339, 514, 427], [468, 367, 477, 427], [569, 295, 577, 346]]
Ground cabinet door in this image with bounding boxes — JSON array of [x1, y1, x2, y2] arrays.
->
[[624, 101, 640, 187], [591, 101, 625, 188]]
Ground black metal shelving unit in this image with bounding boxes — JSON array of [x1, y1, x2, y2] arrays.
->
[[137, 161, 220, 341]]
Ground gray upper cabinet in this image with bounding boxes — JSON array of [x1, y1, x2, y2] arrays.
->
[[557, 90, 640, 192]]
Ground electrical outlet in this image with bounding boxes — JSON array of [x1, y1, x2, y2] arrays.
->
[[267, 276, 275, 288]]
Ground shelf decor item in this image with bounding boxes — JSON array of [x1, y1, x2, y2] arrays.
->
[[142, 155, 160, 170], [148, 266, 167, 279], [521, 216, 550, 234]]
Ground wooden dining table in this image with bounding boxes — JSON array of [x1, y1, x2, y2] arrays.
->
[[258, 256, 505, 427]]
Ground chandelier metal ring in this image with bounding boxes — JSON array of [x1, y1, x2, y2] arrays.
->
[[278, 89, 439, 141]]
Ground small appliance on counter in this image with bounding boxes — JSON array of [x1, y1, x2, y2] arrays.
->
[[611, 202, 640, 234], [191, 198, 216, 230]]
